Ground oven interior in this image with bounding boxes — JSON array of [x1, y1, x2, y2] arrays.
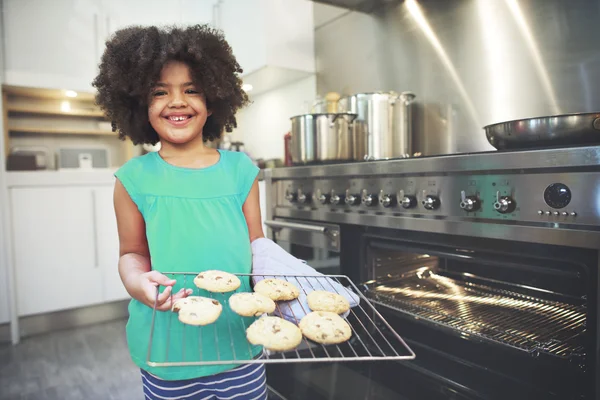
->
[[361, 235, 596, 399]]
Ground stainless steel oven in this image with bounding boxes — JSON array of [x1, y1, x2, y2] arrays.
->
[[262, 146, 600, 400]]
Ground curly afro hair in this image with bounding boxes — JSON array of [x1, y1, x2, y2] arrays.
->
[[92, 24, 249, 145]]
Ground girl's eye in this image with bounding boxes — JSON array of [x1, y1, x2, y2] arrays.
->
[[185, 89, 199, 94], [152, 90, 167, 97]]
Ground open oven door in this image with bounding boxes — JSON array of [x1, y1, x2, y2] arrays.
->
[[265, 218, 341, 275]]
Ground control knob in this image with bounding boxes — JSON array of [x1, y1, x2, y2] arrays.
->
[[379, 190, 396, 208], [285, 190, 296, 203], [361, 190, 378, 207], [330, 190, 344, 205], [345, 189, 360, 206], [316, 189, 330, 205], [421, 191, 440, 210], [398, 190, 417, 209], [297, 189, 311, 204], [493, 191, 516, 214], [460, 191, 480, 212]]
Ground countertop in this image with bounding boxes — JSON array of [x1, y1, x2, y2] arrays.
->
[[6, 167, 265, 188], [5, 168, 118, 187]]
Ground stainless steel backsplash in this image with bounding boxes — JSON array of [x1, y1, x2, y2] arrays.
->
[[314, 0, 600, 155]]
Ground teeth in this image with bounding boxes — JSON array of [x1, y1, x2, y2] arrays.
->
[[169, 116, 188, 121]]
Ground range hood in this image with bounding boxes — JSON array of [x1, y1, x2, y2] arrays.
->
[[310, 0, 399, 13]]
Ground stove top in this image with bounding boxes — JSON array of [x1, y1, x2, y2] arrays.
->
[[286, 145, 600, 169]]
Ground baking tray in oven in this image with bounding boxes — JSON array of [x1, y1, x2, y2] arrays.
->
[[146, 273, 416, 367], [363, 268, 586, 361]]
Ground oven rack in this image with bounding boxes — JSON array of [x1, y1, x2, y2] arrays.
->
[[146, 273, 416, 367], [363, 269, 586, 360]]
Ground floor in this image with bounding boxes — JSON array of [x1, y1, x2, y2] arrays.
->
[[0, 319, 286, 400]]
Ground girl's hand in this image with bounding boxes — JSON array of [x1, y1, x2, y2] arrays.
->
[[134, 271, 193, 311]]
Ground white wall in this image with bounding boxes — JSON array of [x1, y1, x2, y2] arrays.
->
[[232, 74, 316, 161], [313, 2, 348, 29]]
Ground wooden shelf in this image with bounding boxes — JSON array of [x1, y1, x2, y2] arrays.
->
[[3, 84, 96, 101], [7, 105, 106, 118], [3, 84, 137, 166], [9, 126, 115, 136]]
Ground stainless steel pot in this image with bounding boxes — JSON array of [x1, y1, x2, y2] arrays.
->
[[338, 91, 416, 160], [484, 112, 600, 150], [289, 112, 358, 164]]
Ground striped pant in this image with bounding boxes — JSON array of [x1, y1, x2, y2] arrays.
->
[[141, 363, 267, 400]]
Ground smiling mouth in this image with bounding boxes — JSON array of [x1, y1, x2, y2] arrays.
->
[[163, 115, 195, 126], [165, 115, 193, 121]]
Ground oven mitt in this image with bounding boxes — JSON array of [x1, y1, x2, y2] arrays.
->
[[250, 237, 360, 324]]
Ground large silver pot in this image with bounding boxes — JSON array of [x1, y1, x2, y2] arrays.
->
[[338, 91, 416, 160], [289, 112, 357, 164]]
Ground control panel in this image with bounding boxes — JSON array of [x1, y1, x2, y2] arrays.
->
[[276, 172, 599, 226]]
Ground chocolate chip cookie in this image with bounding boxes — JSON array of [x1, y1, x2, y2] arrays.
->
[[299, 311, 352, 344], [246, 316, 303, 351], [253, 278, 300, 301], [229, 292, 276, 317], [171, 296, 222, 326], [307, 290, 350, 314], [193, 270, 241, 293]]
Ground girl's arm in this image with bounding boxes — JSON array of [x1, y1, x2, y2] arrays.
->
[[243, 178, 265, 243], [114, 179, 191, 310]]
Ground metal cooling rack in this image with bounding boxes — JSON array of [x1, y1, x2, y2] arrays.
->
[[146, 273, 416, 367]]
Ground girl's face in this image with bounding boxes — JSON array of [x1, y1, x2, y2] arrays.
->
[[148, 61, 211, 145]]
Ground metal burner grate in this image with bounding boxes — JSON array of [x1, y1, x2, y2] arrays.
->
[[146, 273, 415, 367], [364, 269, 586, 360]]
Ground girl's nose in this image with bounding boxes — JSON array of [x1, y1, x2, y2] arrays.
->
[[168, 93, 187, 108]]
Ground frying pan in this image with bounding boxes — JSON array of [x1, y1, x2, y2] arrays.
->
[[484, 112, 600, 150]]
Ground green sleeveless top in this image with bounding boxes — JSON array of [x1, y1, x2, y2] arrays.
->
[[114, 149, 262, 381]]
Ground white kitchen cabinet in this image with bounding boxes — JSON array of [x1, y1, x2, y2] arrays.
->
[[3, 0, 101, 92], [11, 186, 103, 316], [93, 185, 129, 302], [0, 214, 9, 324], [218, 0, 315, 95], [99, 0, 214, 38], [10, 183, 125, 316], [3, 0, 215, 92]]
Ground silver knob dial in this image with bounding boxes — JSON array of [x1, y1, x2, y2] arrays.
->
[[285, 190, 296, 203], [345, 190, 360, 205], [421, 191, 440, 210], [331, 194, 342, 205], [316, 189, 329, 205], [361, 190, 377, 207], [460, 190, 480, 212], [379, 192, 395, 208], [493, 191, 516, 214], [401, 196, 416, 209], [297, 189, 311, 204], [398, 190, 416, 209]]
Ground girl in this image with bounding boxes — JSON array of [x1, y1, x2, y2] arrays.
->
[[93, 25, 267, 399]]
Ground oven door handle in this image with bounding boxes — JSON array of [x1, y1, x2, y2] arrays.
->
[[265, 220, 329, 234]]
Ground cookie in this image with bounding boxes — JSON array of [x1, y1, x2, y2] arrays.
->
[[246, 316, 303, 351], [299, 311, 352, 344], [193, 270, 241, 293], [171, 296, 222, 326], [253, 279, 300, 301], [229, 292, 276, 317], [307, 290, 350, 314]]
